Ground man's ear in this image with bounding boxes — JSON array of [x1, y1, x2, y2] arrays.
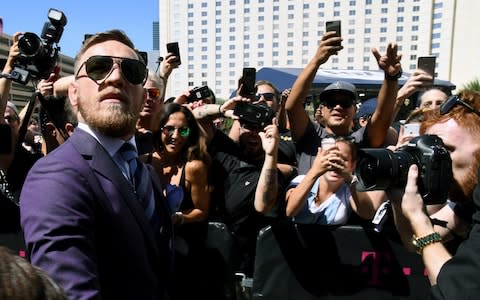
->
[[68, 81, 79, 109], [65, 123, 75, 136], [44, 123, 57, 137]]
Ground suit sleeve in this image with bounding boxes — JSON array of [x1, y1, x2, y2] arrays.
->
[[20, 155, 102, 300]]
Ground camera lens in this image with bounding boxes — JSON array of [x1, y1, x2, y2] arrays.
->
[[18, 32, 43, 57]]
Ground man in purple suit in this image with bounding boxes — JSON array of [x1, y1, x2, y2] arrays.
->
[[20, 30, 173, 299]]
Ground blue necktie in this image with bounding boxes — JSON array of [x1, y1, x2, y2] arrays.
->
[[119, 143, 158, 228]]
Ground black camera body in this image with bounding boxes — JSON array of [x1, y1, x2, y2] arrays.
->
[[11, 9, 67, 84], [355, 135, 452, 205], [234, 102, 275, 128], [187, 86, 211, 103]]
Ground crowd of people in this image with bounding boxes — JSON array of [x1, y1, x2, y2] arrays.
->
[[1, 27, 479, 300]]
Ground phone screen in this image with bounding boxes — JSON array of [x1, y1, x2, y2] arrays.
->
[[166, 42, 181, 65], [417, 56, 436, 78], [239, 67, 256, 97], [403, 123, 420, 137], [326, 20, 341, 37]]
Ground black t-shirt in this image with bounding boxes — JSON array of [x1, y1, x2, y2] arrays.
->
[[430, 168, 480, 299]]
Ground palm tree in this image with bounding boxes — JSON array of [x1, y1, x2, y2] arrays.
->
[[462, 78, 480, 92]]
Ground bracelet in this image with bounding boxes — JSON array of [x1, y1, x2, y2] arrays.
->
[[218, 105, 222, 115], [385, 68, 402, 81], [412, 232, 442, 254]]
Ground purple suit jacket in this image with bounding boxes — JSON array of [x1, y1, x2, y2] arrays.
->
[[20, 129, 173, 300]]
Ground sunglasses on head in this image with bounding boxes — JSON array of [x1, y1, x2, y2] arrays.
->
[[255, 93, 275, 101], [76, 55, 147, 85], [323, 98, 354, 109], [161, 125, 190, 137], [440, 95, 480, 117], [146, 88, 161, 100]]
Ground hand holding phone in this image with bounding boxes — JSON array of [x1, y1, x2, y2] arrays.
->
[[239, 67, 256, 97], [403, 123, 420, 137], [326, 20, 342, 48], [417, 56, 436, 84], [166, 42, 181, 65]]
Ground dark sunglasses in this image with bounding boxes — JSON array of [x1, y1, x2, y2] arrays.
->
[[439, 95, 480, 117], [255, 93, 275, 101], [161, 125, 190, 137], [146, 88, 161, 100], [76, 55, 147, 85], [323, 98, 354, 109]]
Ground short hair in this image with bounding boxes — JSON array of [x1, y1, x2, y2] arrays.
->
[[255, 80, 280, 103], [405, 107, 428, 124], [420, 90, 480, 138], [74, 29, 140, 72], [0, 246, 66, 300]]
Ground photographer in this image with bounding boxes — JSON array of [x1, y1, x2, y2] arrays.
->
[[1, 33, 41, 227], [388, 90, 480, 298]]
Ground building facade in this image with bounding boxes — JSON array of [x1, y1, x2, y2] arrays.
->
[[158, 0, 477, 99]]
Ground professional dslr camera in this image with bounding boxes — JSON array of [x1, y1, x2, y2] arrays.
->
[[355, 135, 452, 205], [11, 8, 67, 84], [234, 102, 275, 128]]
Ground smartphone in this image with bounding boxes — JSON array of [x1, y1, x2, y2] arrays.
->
[[403, 123, 420, 137], [417, 56, 436, 81], [166, 42, 181, 65], [326, 20, 341, 47], [239, 67, 256, 97], [326, 20, 341, 37]]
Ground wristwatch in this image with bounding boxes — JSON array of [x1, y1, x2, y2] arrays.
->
[[385, 68, 402, 81], [412, 232, 441, 254]]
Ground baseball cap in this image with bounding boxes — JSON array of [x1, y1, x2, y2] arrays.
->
[[319, 81, 357, 103], [356, 98, 377, 119]]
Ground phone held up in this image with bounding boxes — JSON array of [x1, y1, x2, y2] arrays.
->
[[417, 56, 436, 85], [326, 20, 342, 47], [166, 42, 181, 65], [239, 67, 256, 98]]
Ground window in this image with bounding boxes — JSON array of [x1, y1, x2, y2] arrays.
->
[[258, 33, 264, 39], [258, 43, 264, 48], [259, 7, 264, 12], [349, 10, 355, 16], [287, 42, 294, 47], [273, 33, 279, 39], [229, 45, 235, 50], [363, 57, 370, 62], [287, 50, 293, 56], [381, 17, 387, 23], [201, 20, 207, 25], [397, 16, 404, 22], [201, 2, 207, 7], [412, 16, 420, 22], [348, 57, 354, 63], [396, 36, 403, 42], [303, 32, 309, 37], [396, 26, 404, 32], [410, 45, 417, 50], [364, 28, 371, 34], [432, 33, 441, 39], [379, 37, 387, 42], [349, 1, 356, 6], [288, 32, 294, 37], [201, 46, 207, 51], [188, 12, 194, 18], [258, 52, 264, 57], [244, 8, 250, 13], [381, 8, 388, 13], [410, 54, 417, 60], [318, 3, 325, 8], [273, 15, 279, 20], [365, 9, 372, 14], [215, 28, 221, 33], [434, 3, 443, 8], [273, 42, 279, 48], [303, 3, 309, 9], [380, 27, 387, 33], [412, 25, 419, 31], [188, 3, 194, 9], [433, 23, 441, 29], [413, 6, 420, 12], [230, 27, 235, 32], [334, 11, 340, 16], [243, 35, 249, 40], [348, 29, 355, 34], [302, 41, 308, 46], [334, 2, 340, 7], [258, 16, 264, 21], [272, 51, 279, 57], [432, 43, 440, 49], [201, 12, 207, 17], [433, 13, 443, 19], [411, 35, 418, 41], [288, 14, 294, 19], [229, 36, 235, 41], [215, 54, 221, 59], [288, 5, 294, 10]]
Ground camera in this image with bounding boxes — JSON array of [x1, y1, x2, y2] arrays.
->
[[187, 86, 211, 103], [11, 8, 67, 84], [234, 102, 275, 128], [355, 135, 452, 205]]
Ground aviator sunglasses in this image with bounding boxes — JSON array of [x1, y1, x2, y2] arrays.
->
[[146, 88, 161, 100], [75, 55, 147, 85], [439, 95, 480, 117], [255, 93, 275, 101], [161, 125, 190, 137]]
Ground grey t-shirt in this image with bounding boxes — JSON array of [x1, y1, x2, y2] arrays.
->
[[296, 120, 369, 174]]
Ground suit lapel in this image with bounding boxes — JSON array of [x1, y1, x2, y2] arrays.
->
[[68, 130, 161, 256]]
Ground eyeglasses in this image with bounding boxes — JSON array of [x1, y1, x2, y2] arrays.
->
[[161, 125, 190, 137], [146, 88, 161, 100], [440, 95, 480, 117], [255, 93, 275, 101], [323, 98, 354, 109], [75, 55, 147, 85]]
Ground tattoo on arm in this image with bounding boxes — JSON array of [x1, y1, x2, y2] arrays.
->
[[262, 168, 278, 206]]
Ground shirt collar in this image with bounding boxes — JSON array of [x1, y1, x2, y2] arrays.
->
[[77, 122, 137, 157]]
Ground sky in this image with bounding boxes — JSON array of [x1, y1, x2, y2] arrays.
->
[[1, 0, 159, 58]]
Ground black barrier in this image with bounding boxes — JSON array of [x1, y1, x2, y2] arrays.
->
[[252, 222, 431, 299]]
